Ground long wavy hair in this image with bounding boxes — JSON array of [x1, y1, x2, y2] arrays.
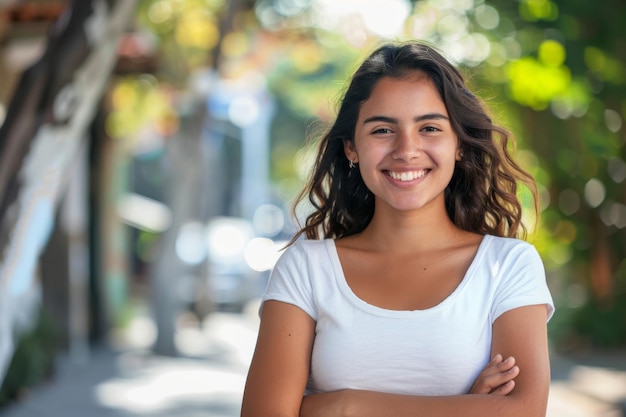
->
[[290, 41, 539, 243]]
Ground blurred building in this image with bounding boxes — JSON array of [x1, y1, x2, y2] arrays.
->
[[0, 0, 285, 394], [0, 0, 140, 389]]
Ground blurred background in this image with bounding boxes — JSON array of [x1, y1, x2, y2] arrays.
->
[[0, 0, 624, 416]]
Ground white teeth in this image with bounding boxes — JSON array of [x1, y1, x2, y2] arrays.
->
[[388, 170, 427, 181]]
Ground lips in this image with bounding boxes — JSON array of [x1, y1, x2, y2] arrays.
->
[[386, 169, 429, 182]]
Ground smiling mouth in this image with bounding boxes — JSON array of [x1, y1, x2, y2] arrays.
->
[[386, 170, 429, 182]]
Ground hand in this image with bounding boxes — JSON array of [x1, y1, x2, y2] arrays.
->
[[469, 354, 519, 395]]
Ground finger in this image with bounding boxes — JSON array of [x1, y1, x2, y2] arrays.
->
[[477, 366, 505, 379], [477, 365, 519, 391], [490, 354, 503, 364], [480, 357, 513, 378], [496, 356, 516, 372], [491, 365, 520, 388], [489, 380, 515, 396], [470, 382, 492, 395]]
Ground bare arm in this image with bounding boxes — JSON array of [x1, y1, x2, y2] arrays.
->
[[241, 300, 315, 417], [299, 304, 551, 417]]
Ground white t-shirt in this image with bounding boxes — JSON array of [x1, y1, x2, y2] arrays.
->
[[261, 235, 554, 396]]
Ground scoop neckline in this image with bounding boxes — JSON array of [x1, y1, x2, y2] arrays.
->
[[324, 235, 490, 317]]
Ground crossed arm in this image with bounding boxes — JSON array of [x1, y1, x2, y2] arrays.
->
[[241, 300, 550, 417]]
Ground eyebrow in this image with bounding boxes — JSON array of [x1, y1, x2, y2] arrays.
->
[[362, 113, 449, 125]]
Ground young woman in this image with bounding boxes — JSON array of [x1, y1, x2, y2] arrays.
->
[[241, 42, 554, 417]]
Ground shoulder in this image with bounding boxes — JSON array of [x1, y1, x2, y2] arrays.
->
[[481, 235, 541, 260], [264, 239, 336, 319], [290, 238, 332, 250], [481, 236, 554, 321], [475, 235, 545, 281], [276, 238, 333, 266], [483, 234, 534, 249]]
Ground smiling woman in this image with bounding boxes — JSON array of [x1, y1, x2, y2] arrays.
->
[[344, 75, 460, 215], [241, 41, 554, 417]]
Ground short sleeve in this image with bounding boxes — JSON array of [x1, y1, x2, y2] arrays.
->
[[260, 242, 318, 320], [491, 243, 555, 323]]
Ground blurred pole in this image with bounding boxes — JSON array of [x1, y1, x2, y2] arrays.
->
[[40, 141, 90, 363], [150, 99, 206, 357], [240, 86, 274, 219], [63, 142, 90, 362], [206, 73, 274, 219]]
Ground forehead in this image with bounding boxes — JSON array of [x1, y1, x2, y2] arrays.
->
[[359, 75, 447, 116]]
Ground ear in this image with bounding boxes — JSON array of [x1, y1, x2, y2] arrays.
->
[[344, 139, 358, 163], [455, 146, 463, 161]]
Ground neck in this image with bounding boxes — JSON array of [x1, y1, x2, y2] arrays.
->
[[358, 203, 464, 253]]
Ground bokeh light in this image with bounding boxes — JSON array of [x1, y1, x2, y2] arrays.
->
[[584, 178, 606, 208], [558, 189, 580, 216], [604, 109, 623, 133], [607, 157, 626, 183], [474, 4, 499, 30]]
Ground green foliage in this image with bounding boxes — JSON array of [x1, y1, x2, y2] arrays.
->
[[131, 0, 626, 350], [0, 308, 60, 408], [505, 56, 571, 110], [472, 0, 626, 350], [519, 0, 559, 22], [266, 34, 361, 119], [571, 297, 626, 348]]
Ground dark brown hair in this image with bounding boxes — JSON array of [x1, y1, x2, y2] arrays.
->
[[291, 41, 538, 243]]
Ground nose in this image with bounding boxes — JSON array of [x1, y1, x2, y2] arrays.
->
[[391, 129, 422, 161]]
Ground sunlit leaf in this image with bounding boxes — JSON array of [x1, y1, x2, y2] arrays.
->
[[506, 56, 571, 109], [175, 11, 220, 49], [538, 39, 566, 67], [519, 0, 558, 22]]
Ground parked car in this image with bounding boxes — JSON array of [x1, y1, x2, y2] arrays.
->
[[204, 217, 269, 311]]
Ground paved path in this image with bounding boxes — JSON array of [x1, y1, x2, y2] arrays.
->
[[547, 352, 626, 417], [0, 311, 259, 417], [1, 308, 625, 417]]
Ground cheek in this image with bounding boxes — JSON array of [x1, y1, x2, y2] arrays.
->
[[355, 150, 383, 177], [354, 155, 378, 186]]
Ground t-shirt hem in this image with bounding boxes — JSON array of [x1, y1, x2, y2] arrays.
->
[[260, 293, 317, 320], [492, 298, 555, 323]]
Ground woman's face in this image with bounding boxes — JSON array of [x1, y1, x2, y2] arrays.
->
[[345, 74, 461, 215]]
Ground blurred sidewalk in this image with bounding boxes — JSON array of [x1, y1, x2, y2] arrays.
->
[[1, 304, 625, 417], [0, 306, 261, 417], [548, 350, 626, 417]]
